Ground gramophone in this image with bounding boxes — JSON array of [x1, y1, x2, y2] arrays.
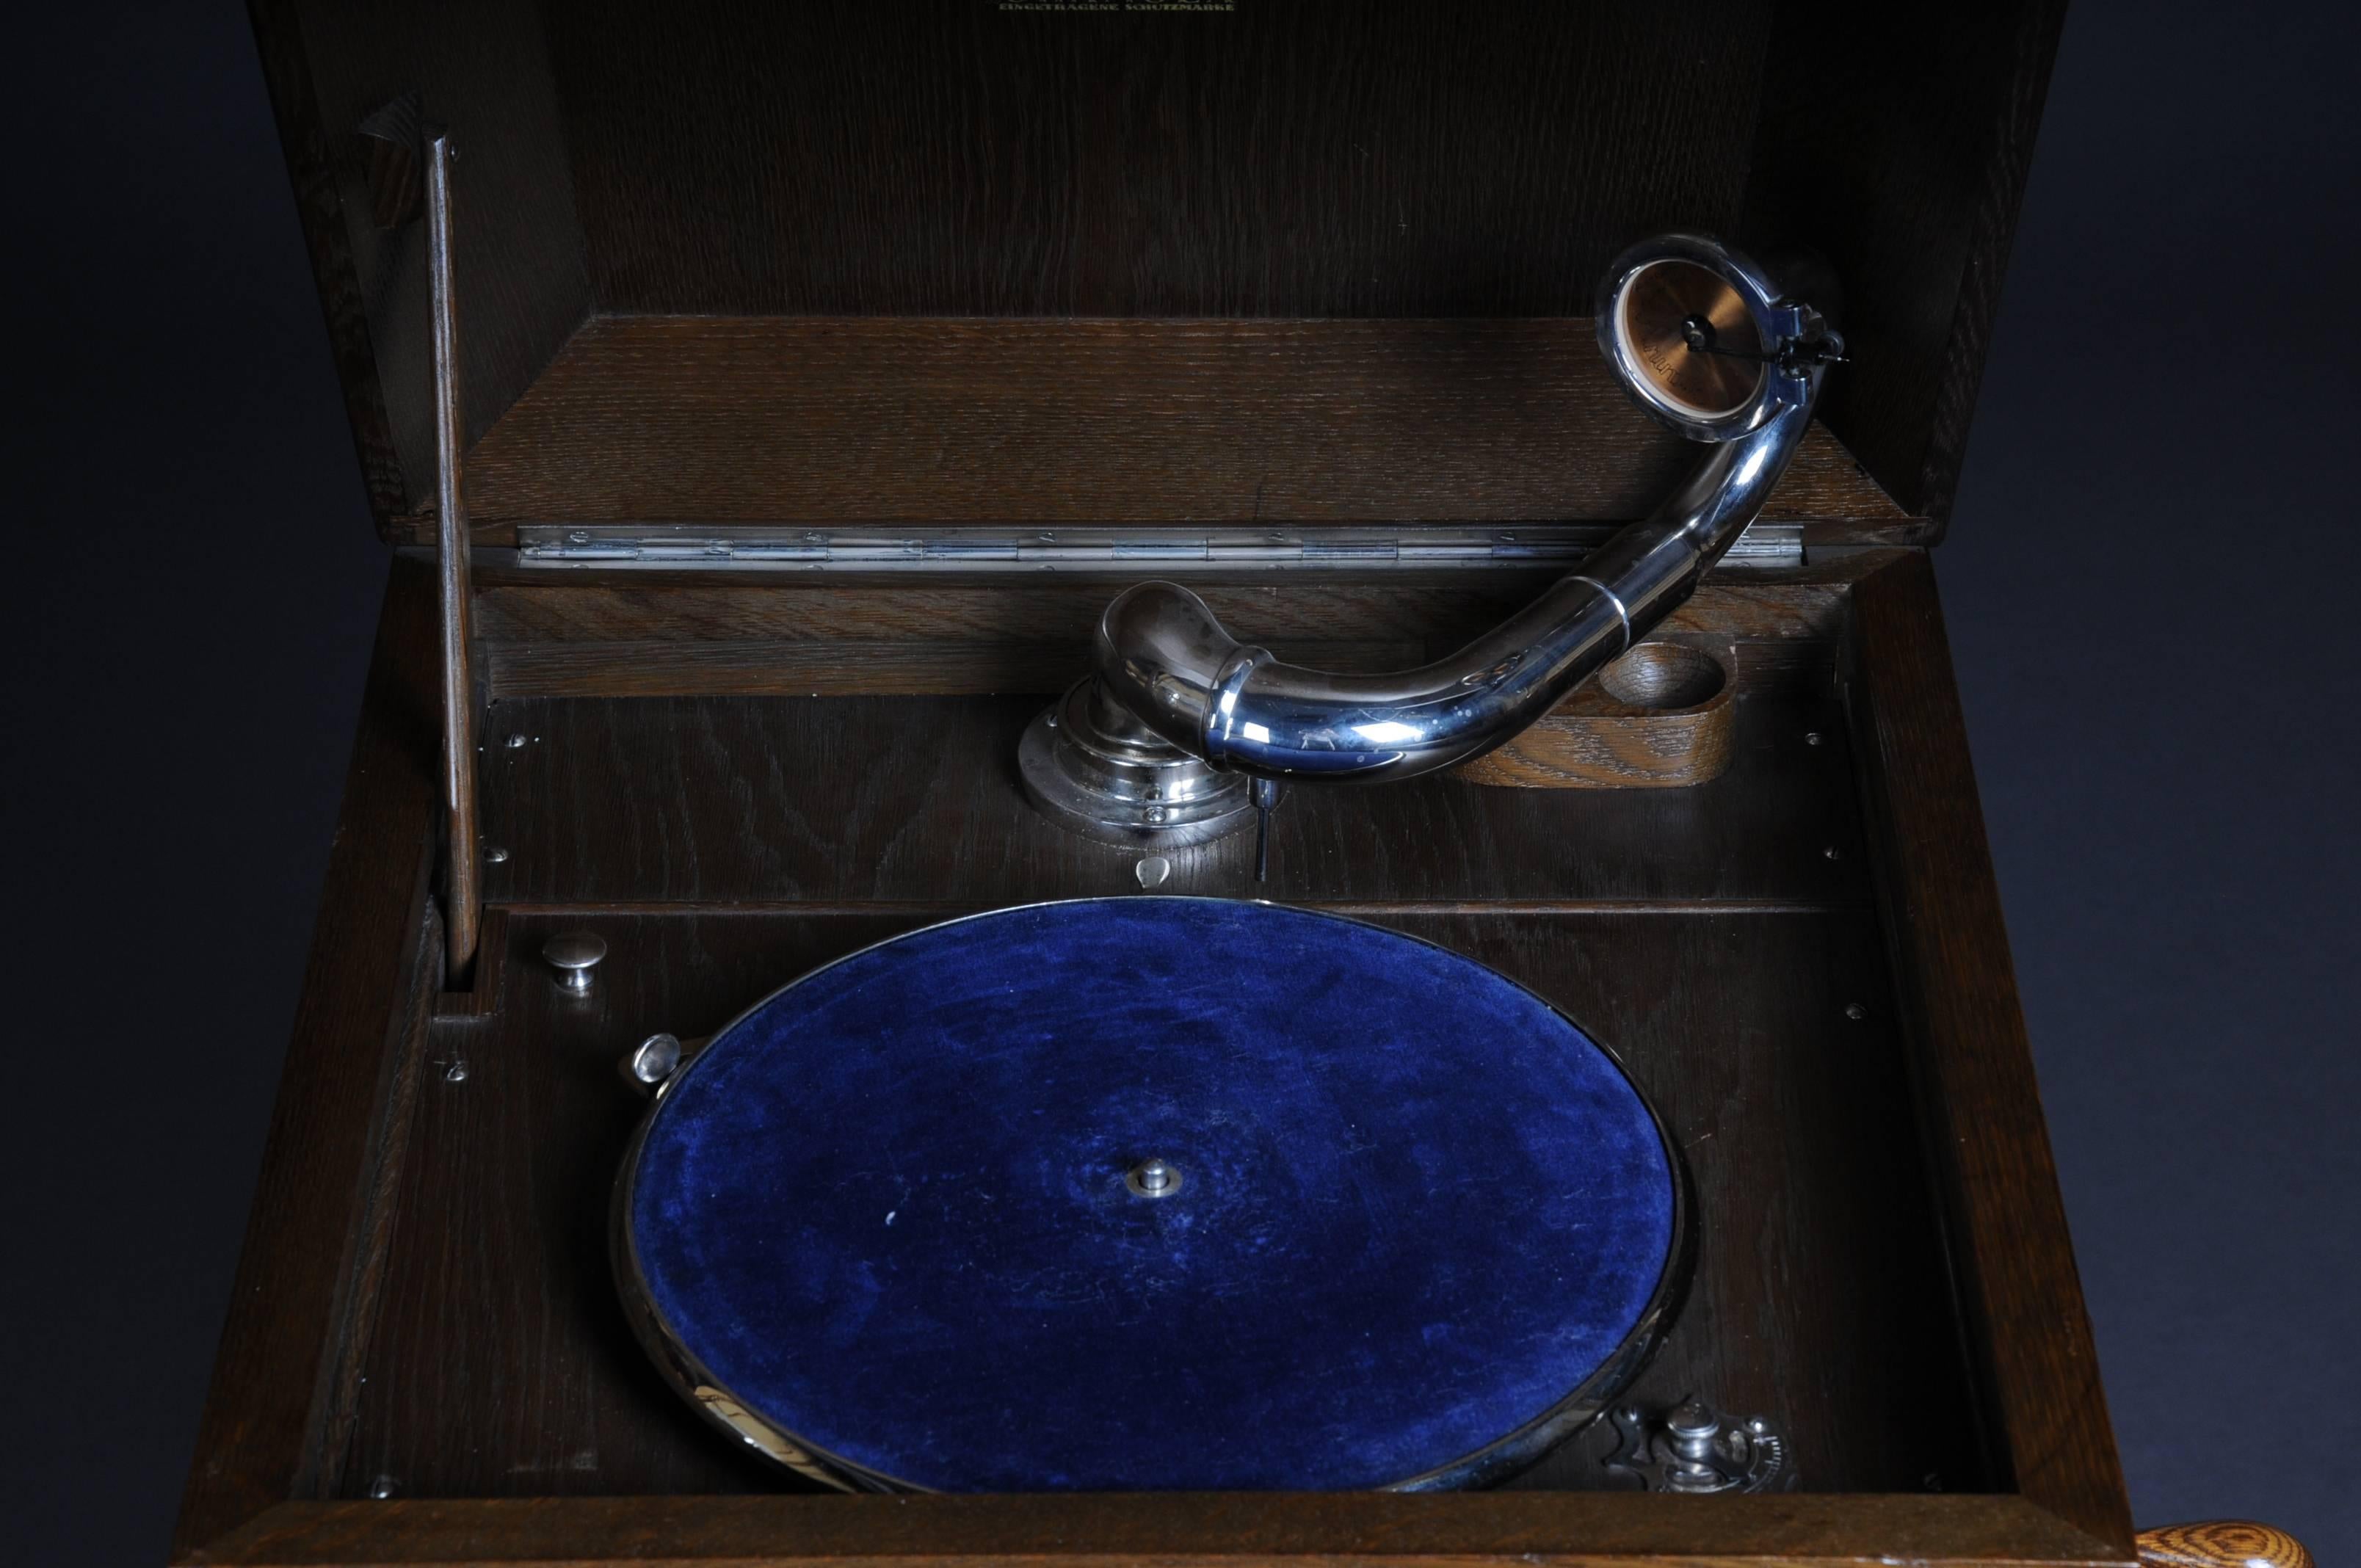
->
[[175, 8, 2308, 1568]]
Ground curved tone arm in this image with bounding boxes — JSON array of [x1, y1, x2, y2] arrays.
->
[[2137, 1522, 2313, 1568], [1096, 387, 1819, 783]]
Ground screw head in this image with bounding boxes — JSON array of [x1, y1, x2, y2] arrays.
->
[[1805, 731, 1824, 746], [443, 1059, 468, 1084], [485, 846, 509, 865], [1844, 1001, 1867, 1021], [1823, 845, 1842, 861], [1144, 805, 1167, 824], [1135, 854, 1172, 889], [505, 733, 528, 750]]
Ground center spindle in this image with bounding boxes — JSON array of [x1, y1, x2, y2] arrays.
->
[[1125, 1158, 1183, 1199]]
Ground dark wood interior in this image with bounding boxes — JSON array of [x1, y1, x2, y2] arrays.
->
[[205, 550, 2113, 1531], [334, 562, 1992, 1501], [175, 556, 2133, 1567], [452, 319, 1905, 542], [254, 0, 2060, 537]]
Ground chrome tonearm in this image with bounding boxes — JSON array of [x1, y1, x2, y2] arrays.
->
[[1018, 233, 1841, 849]]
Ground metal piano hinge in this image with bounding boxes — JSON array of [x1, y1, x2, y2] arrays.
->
[[1604, 1396, 1795, 1495], [513, 523, 1807, 574]]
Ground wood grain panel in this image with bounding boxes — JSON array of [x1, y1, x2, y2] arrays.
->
[[469, 570, 1863, 700], [173, 560, 443, 1556], [469, 571, 1865, 648], [482, 638, 1420, 702], [468, 691, 1866, 908], [478, 637, 1835, 705], [1741, 2, 2065, 522], [1455, 640, 1738, 790], [194, 1492, 2126, 1568], [543, 1, 1773, 319], [2137, 1522, 2313, 1568], [336, 907, 1978, 1502], [1843, 554, 2132, 1551], [1439, 912, 1982, 1496], [333, 912, 852, 1504], [456, 319, 1907, 531], [275, 0, 593, 522]]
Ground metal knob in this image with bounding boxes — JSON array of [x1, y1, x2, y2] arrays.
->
[[1605, 1395, 1792, 1495], [543, 930, 606, 995], [629, 1032, 681, 1084], [1668, 1399, 1720, 1448]]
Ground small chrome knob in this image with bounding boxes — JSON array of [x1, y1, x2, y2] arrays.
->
[[1667, 1400, 1719, 1445], [543, 930, 606, 994], [628, 1032, 681, 1086], [1606, 1395, 1792, 1495]]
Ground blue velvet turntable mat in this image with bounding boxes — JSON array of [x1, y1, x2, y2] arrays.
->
[[623, 898, 1676, 1491]]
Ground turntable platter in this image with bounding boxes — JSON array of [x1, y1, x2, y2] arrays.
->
[[617, 898, 1681, 1491]]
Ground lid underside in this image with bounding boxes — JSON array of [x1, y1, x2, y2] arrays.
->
[[253, 1, 2062, 543]]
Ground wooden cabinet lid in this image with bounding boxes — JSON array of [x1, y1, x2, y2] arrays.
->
[[251, 1, 2061, 546]]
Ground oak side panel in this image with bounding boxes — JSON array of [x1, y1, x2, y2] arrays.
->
[[468, 573, 1864, 650], [454, 319, 1907, 534], [468, 691, 1865, 908], [306, 895, 442, 1498], [1741, 1, 2065, 523], [1841, 553, 2132, 1551], [174, 559, 446, 1555], [189, 1492, 2125, 1568], [470, 571, 1863, 702], [465, 568, 1878, 692]]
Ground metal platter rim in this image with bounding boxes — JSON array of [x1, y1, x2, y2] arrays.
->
[[610, 895, 1694, 1492]]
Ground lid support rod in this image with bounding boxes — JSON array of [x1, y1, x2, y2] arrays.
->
[[424, 130, 479, 986]]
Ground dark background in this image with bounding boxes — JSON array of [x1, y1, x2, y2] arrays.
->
[[2, 2, 2353, 1562]]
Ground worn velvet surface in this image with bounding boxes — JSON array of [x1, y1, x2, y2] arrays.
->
[[625, 898, 1675, 1491]]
